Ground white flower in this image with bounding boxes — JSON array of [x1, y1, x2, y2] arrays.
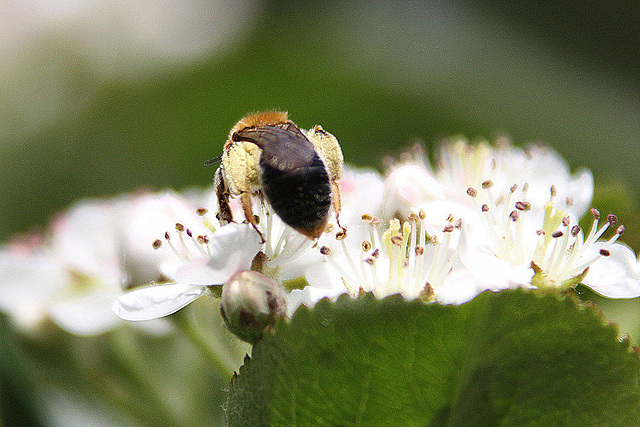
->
[[461, 176, 638, 298], [0, 200, 124, 335], [0, 191, 208, 335], [382, 140, 593, 223], [113, 222, 262, 321], [113, 185, 329, 321], [114, 189, 210, 288], [115, 166, 387, 321], [298, 213, 479, 314]]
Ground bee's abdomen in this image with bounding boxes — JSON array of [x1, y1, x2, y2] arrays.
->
[[260, 153, 332, 238]]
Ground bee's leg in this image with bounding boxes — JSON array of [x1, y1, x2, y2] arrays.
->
[[332, 180, 347, 235], [241, 192, 265, 244], [214, 168, 234, 225]]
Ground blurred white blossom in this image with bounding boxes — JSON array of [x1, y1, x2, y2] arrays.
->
[[0, 0, 259, 139], [0, 190, 203, 335]]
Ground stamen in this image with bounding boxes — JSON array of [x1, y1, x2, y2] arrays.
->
[[164, 232, 185, 261]]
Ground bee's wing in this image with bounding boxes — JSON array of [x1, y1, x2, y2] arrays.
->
[[233, 125, 316, 171]]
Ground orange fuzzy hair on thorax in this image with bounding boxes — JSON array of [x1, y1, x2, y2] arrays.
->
[[227, 111, 290, 139]]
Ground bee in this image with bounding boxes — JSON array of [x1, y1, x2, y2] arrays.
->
[[210, 111, 345, 240]]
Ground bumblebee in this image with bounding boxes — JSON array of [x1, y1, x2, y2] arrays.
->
[[211, 111, 344, 240]]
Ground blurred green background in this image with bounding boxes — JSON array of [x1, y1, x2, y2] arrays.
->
[[2, 0, 640, 423]]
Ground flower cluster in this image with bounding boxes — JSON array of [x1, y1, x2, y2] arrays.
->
[[0, 190, 207, 335], [2, 140, 640, 340]]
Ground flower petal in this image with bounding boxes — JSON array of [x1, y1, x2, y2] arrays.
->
[[49, 289, 122, 336], [207, 223, 262, 273], [583, 243, 640, 298], [112, 283, 208, 321]]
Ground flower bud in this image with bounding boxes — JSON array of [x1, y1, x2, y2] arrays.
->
[[220, 270, 287, 344]]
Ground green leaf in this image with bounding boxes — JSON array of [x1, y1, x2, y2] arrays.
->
[[225, 290, 640, 426]]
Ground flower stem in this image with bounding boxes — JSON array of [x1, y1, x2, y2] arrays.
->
[[171, 310, 236, 379], [108, 330, 183, 427]]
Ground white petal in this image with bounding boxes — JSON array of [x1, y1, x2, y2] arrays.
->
[[49, 289, 122, 336], [112, 283, 208, 321], [207, 223, 262, 272], [583, 243, 640, 298], [175, 257, 228, 285], [433, 270, 483, 305], [286, 285, 346, 317], [51, 200, 121, 286], [382, 164, 445, 219]]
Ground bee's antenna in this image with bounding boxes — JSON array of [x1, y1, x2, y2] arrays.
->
[[204, 156, 222, 167]]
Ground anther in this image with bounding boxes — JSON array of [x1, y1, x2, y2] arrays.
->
[[607, 214, 618, 226], [196, 207, 208, 216], [336, 230, 347, 240], [552, 231, 563, 238], [562, 217, 570, 227], [591, 208, 600, 220], [186, 229, 193, 238], [599, 249, 611, 257], [371, 249, 380, 258], [550, 185, 557, 197], [364, 258, 374, 265], [481, 204, 489, 212], [175, 223, 185, 232], [390, 236, 403, 246], [509, 210, 519, 221], [370, 217, 381, 226], [617, 225, 626, 236], [536, 229, 545, 236], [510, 183, 518, 193], [361, 213, 373, 222], [522, 183, 529, 192], [419, 209, 426, 220], [443, 224, 454, 233], [320, 246, 331, 255], [482, 180, 493, 189], [566, 197, 574, 207], [415, 246, 424, 255], [571, 225, 581, 236], [202, 235, 210, 244], [408, 213, 419, 222], [165, 232, 171, 240], [466, 187, 477, 198], [152, 239, 162, 250], [515, 201, 531, 211], [362, 241, 372, 251]]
